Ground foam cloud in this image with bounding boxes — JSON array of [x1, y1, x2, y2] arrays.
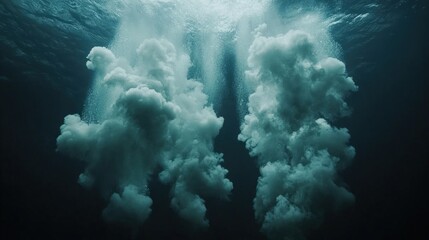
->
[[239, 29, 357, 239], [159, 75, 233, 227], [103, 185, 153, 226], [57, 38, 232, 228]]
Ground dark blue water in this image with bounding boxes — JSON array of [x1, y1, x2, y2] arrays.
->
[[1, 1, 428, 239]]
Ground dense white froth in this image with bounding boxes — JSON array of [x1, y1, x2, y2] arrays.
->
[[56, 0, 358, 237], [57, 38, 232, 227], [234, 8, 345, 119], [103, 185, 153, 226], [100, 0, 272, 110], [239, 30, 357, 239]]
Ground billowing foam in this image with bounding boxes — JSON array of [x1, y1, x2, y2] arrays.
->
[[58, 1, 357, 239], [85, 0, 272, 113], [238, 30, 357, 239], [58, 38, 232, 228]]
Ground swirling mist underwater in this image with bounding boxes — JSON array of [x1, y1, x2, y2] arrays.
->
[[1, 1, 429, 240]]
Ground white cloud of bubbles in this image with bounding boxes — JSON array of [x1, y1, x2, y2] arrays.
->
[[57, 38, 232, 228], [56, 0, 358, 238], [238, 29, 358, 240]]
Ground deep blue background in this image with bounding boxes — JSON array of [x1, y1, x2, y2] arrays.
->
[[1, 1, 428, 239]]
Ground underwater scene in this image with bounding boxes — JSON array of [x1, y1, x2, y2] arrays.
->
[[1, 0, 428, 239]]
